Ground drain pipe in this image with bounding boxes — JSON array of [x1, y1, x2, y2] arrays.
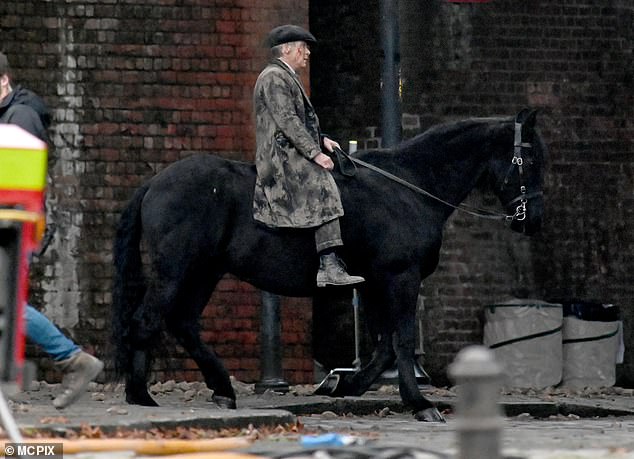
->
[[380, 0, 402, 148], [255, 291, 289, 394]]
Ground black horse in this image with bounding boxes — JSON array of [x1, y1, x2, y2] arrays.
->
[[112, 109, 546, 422]]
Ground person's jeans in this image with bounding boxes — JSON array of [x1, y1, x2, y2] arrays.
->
[[24, 305, 80, 361]]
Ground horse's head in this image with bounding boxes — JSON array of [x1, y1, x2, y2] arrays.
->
[[490, 109, 546, 235]]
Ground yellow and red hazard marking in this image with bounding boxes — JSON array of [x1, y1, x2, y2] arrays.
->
[[0, 124, 47, 389]]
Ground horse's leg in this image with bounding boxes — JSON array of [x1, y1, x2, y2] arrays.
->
[[328, 285, 396, 397], [336, 335, 396, 396], [333, 272, 444, 422], [391, 272, 445, 422], [166, 272, 237, 409], [127, 347, 156, 406], [125, 235, 206, 406], [126, 276, 180, 406], [169, 320, 237, 408]]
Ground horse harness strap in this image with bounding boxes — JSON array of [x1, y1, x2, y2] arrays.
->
[[501, 121, 543, 219], [336, 149, 510, 220], [332, 120, 540, 222]]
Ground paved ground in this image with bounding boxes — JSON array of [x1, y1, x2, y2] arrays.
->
[[4, 381, 634, 458]]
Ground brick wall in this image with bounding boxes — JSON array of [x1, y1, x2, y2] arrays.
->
[[310, 0, 634, 385], [1, 0, 313, 384], [4, 0, 633, 388]]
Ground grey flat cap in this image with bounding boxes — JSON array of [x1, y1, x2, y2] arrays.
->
[[267, 25, 317, 48]]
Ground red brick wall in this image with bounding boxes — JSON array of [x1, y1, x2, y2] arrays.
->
[[1, 0, 313, 384], [5, 0, 634, 388]]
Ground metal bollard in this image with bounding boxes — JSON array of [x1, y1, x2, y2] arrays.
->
[[255, 291, 289, 394], [448, 345, 504, 459]]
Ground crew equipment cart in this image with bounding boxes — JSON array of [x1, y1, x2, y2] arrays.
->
[[0, 125, 47, 440]]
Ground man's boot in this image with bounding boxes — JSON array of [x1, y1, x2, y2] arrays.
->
[[317, 252, 365, 287], [52, 351, 104, 409]]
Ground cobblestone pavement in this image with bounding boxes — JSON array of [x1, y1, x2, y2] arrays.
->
[[3, 381, 634, 458], [282, 413, 634, 458]]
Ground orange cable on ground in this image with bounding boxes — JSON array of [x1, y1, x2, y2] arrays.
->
[[0, 437, 256, 456]]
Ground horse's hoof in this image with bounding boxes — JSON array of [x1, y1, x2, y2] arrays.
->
[[212, 395, 236, 409], [125, 391, 159, 407], [415, 407, 446, 422], [313, 373, 341, 396], [314, 369, 358, 397]]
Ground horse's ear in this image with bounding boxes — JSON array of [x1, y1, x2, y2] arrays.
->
[[516, 108, 538, 128]]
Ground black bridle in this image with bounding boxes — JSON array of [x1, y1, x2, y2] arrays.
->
[[332, 121, 543, 222], [496, 121, 544, 221]]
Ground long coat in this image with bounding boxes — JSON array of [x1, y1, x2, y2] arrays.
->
[[252, 60, 344, 228]]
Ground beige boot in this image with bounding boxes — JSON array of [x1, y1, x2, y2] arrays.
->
[[52, 351, 104, 409], [316, 253, 365, 287]]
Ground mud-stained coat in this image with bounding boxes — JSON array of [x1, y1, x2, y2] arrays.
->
[[253, 59, 344, 228]]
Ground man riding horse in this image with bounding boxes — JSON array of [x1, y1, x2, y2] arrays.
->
[[252, 24, 365, 288], [112, 23, 546, 421]]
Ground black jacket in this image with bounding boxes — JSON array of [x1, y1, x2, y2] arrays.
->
[[0, 85, 51, 142]]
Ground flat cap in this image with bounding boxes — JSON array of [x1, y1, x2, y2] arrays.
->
[[267, 25, 316, 48]]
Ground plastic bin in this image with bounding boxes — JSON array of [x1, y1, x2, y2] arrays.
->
[[483, 299, 563, 389], [560, 301, 621, 389]]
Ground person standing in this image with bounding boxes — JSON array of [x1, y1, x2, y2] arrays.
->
[[252, 25, 364, 287], [0, 51, 103, 409]]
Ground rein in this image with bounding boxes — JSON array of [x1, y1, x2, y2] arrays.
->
[[332, 121, 542, 222]]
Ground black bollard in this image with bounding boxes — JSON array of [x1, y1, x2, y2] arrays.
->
[[255, 291, 289, 394]]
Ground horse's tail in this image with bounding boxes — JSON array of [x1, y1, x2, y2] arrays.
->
[[112, 183, 149, 380]]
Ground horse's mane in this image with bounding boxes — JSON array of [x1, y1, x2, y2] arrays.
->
[[354, 116, 510, 168]]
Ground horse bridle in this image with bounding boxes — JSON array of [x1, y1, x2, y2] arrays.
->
[[332, 120, 542, 222], [495, 121, 544, 221]]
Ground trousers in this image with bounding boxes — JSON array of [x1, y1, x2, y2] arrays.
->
[[24, 305, 80, 361], [314, 218, 344, 253]]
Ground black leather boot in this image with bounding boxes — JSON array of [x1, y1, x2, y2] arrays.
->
[[316, 253, 365, 287]]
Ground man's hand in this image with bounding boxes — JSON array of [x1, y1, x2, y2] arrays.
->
[[322, 137, 341, 153], [314, 152, 334, 170]]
